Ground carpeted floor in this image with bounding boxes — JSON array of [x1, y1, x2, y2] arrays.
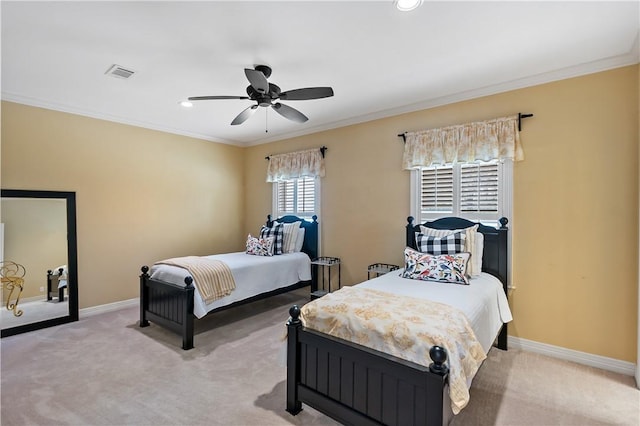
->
[[1, 288, 638, 426]]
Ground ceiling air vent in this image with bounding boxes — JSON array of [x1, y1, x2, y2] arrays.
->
[[105, 64, 136, 79]]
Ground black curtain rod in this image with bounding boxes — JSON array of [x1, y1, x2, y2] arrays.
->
[[265, 145, 327, 160], [397, 112, 534, 142], [517, 112, 534, 131]]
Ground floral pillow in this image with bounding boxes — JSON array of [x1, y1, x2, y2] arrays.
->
[[402, 247, 470, 285], [246, 234, 274, 257]]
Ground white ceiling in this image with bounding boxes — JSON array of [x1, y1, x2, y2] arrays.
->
[[2, 1, 639, 147]]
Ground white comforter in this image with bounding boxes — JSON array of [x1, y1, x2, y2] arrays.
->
[[357, 270, 513, 353], [150, 252, 311, 318]]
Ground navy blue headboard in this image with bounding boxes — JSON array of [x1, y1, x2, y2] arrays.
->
[[406, 216, 509, 292], [266, 214, 319, 260]]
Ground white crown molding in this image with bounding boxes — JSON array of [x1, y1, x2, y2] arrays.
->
[[79, 297, 138, 318], [0, 92, 241, 146], [245, 42, 640, 146], [3, 42, 638, 148], [509, 336, 636, 377]]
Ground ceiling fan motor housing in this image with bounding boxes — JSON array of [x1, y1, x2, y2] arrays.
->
[[246, 83, 281, 107]]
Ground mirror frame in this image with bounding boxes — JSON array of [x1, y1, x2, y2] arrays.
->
[[1, 189, 79, 337]]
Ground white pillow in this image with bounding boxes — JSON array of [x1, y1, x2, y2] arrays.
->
[[275, 221, 301, 253], [474, 231, 484, 276], [294, 227, 305, 252], [419, 224, 482, 276]]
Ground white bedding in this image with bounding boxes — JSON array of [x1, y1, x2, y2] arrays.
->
[[357, 270, 512, 353], [150, 252, 311, 318]]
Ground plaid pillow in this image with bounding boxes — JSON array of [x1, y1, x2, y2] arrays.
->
[[415, 231, 466, 255], [260, 223, 284, 255]]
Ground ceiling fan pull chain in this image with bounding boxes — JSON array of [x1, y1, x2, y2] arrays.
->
[[265, 108, 269, 133]]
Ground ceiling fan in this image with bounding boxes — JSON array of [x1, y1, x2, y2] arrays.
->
[[188, 65, 334, 126]]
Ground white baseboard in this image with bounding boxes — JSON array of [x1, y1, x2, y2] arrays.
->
[[509, 336, 636, 377], [79, 298, 138, 318]]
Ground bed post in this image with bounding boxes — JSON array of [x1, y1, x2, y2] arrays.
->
[[139, 266, 150, 327], [182, 277, 195, 350], [406, 216, 416, 249], [286, 305, 302, 415], [47, 270, 53, 302], [496, 217, 509, 350], [428, 346, 451, 426]]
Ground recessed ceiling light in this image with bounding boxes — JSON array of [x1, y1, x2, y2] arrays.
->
[[394, 0, 423, 12], [180, 101, 193, 108]]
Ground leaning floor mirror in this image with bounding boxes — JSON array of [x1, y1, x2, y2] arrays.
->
[[1, 189, 78, 337]]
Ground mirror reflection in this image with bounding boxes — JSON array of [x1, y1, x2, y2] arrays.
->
[[1, 191, 77, 336]]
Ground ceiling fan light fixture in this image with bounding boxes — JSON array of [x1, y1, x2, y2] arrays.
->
[[394, 0, 423, 12], [179, 101, 193, 108]]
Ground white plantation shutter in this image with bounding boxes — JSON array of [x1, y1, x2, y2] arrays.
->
[[276, 176, 317, 218], [414, 159, 508, 223], [460, 162, 499, 213], [296, 177, 315, 214], [277, 180, 295, 213], [421, 166, 453, 214]]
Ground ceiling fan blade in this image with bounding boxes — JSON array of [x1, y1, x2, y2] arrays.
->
[[271, 103, 308, 123], [244, 68, 269, 94], [231, 105, 258, 125], [188, 96, 250, 101], [279, 87, 334, 101]]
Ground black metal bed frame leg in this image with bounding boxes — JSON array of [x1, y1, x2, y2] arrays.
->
[[286, 305, 302, 415], [139, 266, 150, 327]]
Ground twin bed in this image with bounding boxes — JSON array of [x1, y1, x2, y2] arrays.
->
[[139, 215, 318, 350], [286, 216, 511, 426]]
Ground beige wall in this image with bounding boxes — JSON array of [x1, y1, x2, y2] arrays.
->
[[1, 101, 245, 309], [1, 66, 637, 364], [245, 65, 639, 363]]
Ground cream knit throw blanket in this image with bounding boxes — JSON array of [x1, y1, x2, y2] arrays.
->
[[155, 256, 236, 304]]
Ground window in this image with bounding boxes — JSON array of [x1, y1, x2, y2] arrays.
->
[[411, 159, 512, 225], [272, 176, 320, 220]]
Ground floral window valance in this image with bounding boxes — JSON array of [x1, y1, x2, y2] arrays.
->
[[402, 115, 524, 169], [266, 147, 326, 182]]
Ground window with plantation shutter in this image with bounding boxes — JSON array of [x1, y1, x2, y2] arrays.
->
[[274, 176, 318, 219], [460, 162, 499, 213], [421, 166, 453, 214], [411, 159, 511, 225]]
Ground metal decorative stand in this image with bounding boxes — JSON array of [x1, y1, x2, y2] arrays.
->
[[1, 261, 26, 317]]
